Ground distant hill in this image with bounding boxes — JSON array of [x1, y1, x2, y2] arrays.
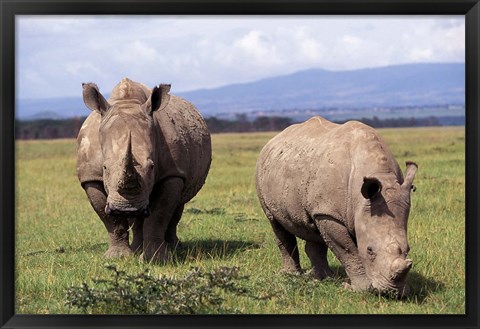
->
[[27, 111, 66, 120], [16, 63, 464, 120], [179, 63, 464, 116], [18, 96, 87, 120]]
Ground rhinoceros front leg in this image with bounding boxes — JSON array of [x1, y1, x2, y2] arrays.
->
[[315, 216, 370, 291], [142, 177, 184, 263], [83, 182, 133, 258]]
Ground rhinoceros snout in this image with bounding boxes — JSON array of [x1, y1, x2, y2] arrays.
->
[[105, 203, 150, 218], [370, 258, 412, 299]]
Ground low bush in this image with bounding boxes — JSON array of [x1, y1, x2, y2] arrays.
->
[[65, 265, 258, 314]]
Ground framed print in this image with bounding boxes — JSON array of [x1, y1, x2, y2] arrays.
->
[[1, 1, 479, 328]]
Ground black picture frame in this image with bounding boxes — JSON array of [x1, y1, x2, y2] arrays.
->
[[1, 1, 479, 328]]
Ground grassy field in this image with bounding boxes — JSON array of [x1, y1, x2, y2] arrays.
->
[[15, 126, 465, 314]]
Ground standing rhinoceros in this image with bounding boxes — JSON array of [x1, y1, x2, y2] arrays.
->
[[76, 78, 211, 263], [255, 116, 417, 298]]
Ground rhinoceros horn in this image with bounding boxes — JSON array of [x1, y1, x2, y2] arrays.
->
[[118, 132, 140, 190], [402, 161, 418, 190], [390, 257, 413, 281]]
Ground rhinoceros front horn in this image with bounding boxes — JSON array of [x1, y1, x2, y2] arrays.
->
[[390, 257, 413, 281], [118, 132, 140, 190]]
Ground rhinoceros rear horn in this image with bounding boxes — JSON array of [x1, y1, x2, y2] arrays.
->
[[82, 82, 110, 115], [402, 161, 418, 190], [145, 84, 171, 115], [361, 177, 382, 200]]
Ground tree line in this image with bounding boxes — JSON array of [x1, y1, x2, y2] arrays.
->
[[15, 115, 444, 140]]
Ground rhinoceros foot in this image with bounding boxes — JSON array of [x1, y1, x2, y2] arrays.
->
[[306, 267, 334, 281], [167, 239, 182, 254], [142, 241, 171, 264], [104, 245, 134, 259], [130, 240, 143, 255]]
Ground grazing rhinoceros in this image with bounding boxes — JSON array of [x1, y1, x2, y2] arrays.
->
[[76, 78, 211, 263], [255, 116, 417, 298]]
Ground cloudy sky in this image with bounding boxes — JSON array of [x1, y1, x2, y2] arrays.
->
[[16, 15, 464, 100]]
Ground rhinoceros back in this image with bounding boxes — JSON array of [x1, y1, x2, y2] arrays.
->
[[255, 116, 401, 239]]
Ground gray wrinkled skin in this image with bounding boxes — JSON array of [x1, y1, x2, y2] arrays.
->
[[255, 116, 417, 298], [77, 78, 211, 263]]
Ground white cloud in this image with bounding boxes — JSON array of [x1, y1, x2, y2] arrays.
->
[[341, 34, 363, 47], [294, 27, 323, 62], [16, 16, 465, 99], [65, 61, 101, 76], [438, 24, 465, 58], [409, 48, 434, 61], [22, 69, 46, 87], [113, 40, 158, 64], [234, 30, 279, 64]]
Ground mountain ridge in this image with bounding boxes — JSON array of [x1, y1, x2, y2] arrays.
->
[[17, 63, 464, 120], [177, 62, 464, 115]]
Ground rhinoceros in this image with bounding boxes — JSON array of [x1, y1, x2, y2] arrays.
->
[[76, 78, 211, 263], [255, 116, 417, 297]]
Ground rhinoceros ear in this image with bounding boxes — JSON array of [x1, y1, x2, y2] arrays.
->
[[402, 161, 418, 190], [146, 84, 171, 115], [361, 177, 382, 200], [82, 83, 110, 115]]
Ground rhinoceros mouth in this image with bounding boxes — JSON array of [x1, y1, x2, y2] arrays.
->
[[370, 276, 410, 299], [371, 284, 410, 299], [105, 203, 150, 218]]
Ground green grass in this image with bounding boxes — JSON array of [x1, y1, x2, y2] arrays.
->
[[15, 127, 465, 314]]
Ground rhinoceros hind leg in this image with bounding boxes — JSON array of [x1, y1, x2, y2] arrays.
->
[[165, 203, 184, 247], [83, 181, 132, 258], [305, 240, 334, 280], [270, 218, 302, 274]]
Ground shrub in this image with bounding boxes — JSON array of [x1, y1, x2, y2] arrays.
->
[[65, 265, 256, 314]]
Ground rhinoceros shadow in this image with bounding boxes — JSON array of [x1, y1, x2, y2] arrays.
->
[[405, 271, 446, 303], [51, 239, 259, 260], [297, 265, 444, 303], [170, 239, 262, 264]]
